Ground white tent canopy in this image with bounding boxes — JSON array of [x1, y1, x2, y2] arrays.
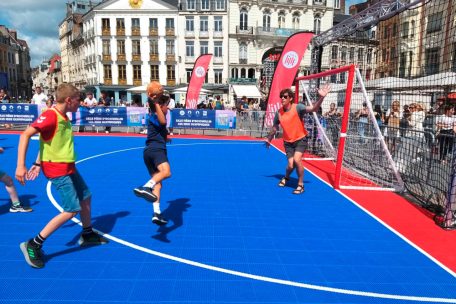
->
[[127, 85, 147, 92], [171, 86, 211, 94], [231, 84, 262, 98], [364, 77, 411, 90]]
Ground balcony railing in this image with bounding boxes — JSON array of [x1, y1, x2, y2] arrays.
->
[[131, 27, 140, 36], [166, 54, 175, 62], [132, 54, 141, 61], [213, 31, 223, 38], [165, 28, 175, 36], [117, 54, 126, 61], [229, 78, 257, 84], [102, 54, 111, 61], [236, 26, 253, 35], [104, 78, 112, 85], [239, 58, 247, 64], [133, 79, 142, 86], [185, 31, 195, 37], [118, 79, 127, 85], [149, 28, 158, 36], [313, 0, 326, 5], [214, 57, 223, 64], [167, 79, 176, 86], [116, 28, 125, 36], [102, 28, 111, 36], [150, 54, 159, 61], [200, 31, 209, 38], [256, 26, 298, 37]]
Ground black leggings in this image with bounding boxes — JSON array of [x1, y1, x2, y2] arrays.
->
[[438, 129, 455, 161]]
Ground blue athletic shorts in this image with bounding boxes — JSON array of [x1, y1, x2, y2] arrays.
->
[[143, 146, 168, 175], [49, 170, 91, 212]]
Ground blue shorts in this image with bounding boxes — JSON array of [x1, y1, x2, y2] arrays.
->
[[143, 147, 168, 175], [49, 170, 91, 212]]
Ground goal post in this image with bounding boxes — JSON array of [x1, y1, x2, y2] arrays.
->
[[294, 65, 404, 192]]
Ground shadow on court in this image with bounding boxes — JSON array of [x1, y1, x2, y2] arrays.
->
[[63, 211, 130, 246], [0, 194, 38, 216], [152, 198, 191, 243]]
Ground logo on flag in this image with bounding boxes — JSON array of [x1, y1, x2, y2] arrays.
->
[[282, 51, 299, 69], [195, 66, 206, 78]]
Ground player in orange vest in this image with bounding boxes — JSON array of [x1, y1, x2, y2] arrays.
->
[[265, 83, 330, 194]]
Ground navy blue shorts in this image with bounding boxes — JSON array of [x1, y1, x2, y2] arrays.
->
[[143, 147, 168, 175]]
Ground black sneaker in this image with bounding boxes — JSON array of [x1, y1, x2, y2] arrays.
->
[[78, 231, 109, 246], [10, 204, 33, 213], [20, 240, 44, 268], [152, 213, 168, 226], [133, 186, 157, 202]]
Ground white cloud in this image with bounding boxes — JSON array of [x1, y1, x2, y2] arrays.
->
[[0, 1, 65, 66]]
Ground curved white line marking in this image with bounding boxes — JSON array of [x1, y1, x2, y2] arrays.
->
[[45, 141, 456, 303]]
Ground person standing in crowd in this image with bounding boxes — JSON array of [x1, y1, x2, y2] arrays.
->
[[31, 86, 48, 107], [265, 84, 331, 194], [15, 83, 108, 269], [98, 91, 112, 133], [0, 88, 11, 103], [167, 96, 175, 135], [436, 105, 456, 163], [0, 147, 32, 213], [324, 102, 342, 146], [84, 91, 97, 108], [133, 82, 171, 226]]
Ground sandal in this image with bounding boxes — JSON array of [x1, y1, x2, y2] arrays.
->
[[278, 177, 289, 187], [292, 184, 305, 194]]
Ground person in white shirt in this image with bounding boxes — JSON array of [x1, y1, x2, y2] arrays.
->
[[31, 86, 48, 106], [166, 97, 175, 135], [83, 92, 97, 107]]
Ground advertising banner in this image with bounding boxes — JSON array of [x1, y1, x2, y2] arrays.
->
[[215, 110, 236, 129], [264, 32, 313, 127], [126, 107, 148, 127], [71, 106, 128, 126], [0, 103, 38, 124], [186, 54, 212, 109], [171, 109, 216, 129]]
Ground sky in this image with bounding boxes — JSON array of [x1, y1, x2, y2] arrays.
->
[[0, 0, 66, 67], [0, 0, 367, 68]]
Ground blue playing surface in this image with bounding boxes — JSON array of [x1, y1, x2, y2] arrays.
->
[[0, 133, 455, 304]]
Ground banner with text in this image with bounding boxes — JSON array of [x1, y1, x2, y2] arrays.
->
[[0, 103, 39, 124], [186, 54, 212, 109]]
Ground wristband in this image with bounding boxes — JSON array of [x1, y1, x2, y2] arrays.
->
[[33, 162, 41, 167]]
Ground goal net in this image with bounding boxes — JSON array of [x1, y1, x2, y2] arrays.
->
[[294, 65, 404, 192]]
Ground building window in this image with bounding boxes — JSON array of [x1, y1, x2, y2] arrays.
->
[[166, 39, 175, 55], [331, 45, 338, 60], [240, 43, 247, 61], [200, 16, 209, 32], [263, 10, 271, 31], [102, 18, 110, 31], [410, 20, 415, 37], [401, 22, 409, 38], [201, 0, 209, 10], [102, 39, 110, 55], [341, 47, 347, 61], [214, 16, 222, 32], [150, 65, 159, 81], [117, 40, 125, 55], [215, 0, 225, 10], [149, 18, 158, 30], [103, 64, 112, 79], [186, 17, 194, 32], [278, 11, 285, 29], [187, 0, 195, 10], [214, 41, 222, 58], [240, 8, 248, 31], [132, 40, 141, 56], [118, 65, 126, 80], [132, 18, 140, 29], [334, 0, 340, 9], [399, 52, 407, 77], [349, 47, 355, 62], [167, 65, 175, 80], [292, 13, 300, 30], [166, 18, 174, 29], [116, 18, 125, 30], [314, 15, 321, 35], [392, 23, 397, 37], [133, 65, 141, 80], [150, 39, 158, 55], [427, 12, 443, 33], [186, 68, 192, 82], [367, 48, 372, 64], [214, 69, 222, 84], [200, 41, 208, 55], [425, 48, 440, 75], [186, 41, 195, 57], [358, 48, 364, 62]]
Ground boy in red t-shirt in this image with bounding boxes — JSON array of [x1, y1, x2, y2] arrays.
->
[[15, 83, 108, 269]]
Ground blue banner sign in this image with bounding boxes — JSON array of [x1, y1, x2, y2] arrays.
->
[[0, 103, 38, 124], [171, 109, 216, 129], [72, 106, 128, 126]]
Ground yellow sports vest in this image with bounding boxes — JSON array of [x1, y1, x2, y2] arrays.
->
[[40, 108, 76, 163], [278, 104, 308, 143]]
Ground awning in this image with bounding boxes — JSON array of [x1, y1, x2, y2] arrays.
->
[[231, 85, 262, 98]]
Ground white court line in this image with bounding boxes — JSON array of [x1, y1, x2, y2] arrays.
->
[[45, 140, 456, 303]]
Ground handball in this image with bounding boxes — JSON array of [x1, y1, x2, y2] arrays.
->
[[147, 81, 163, 97]]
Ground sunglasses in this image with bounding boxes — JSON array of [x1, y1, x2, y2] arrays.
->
[[280, 95, 290, 99]]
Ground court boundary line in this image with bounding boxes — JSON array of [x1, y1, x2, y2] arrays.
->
[[43, 139, 456, 303]]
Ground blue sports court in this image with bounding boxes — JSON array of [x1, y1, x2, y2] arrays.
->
[[0, 133, 455, 303]]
